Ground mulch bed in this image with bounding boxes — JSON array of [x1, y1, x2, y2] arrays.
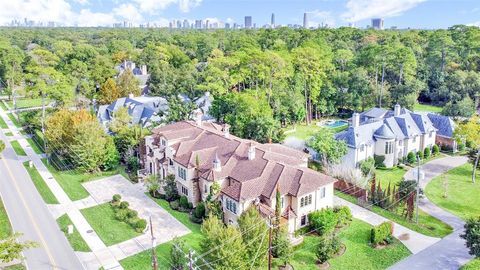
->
[[316, 261, 330, 269]]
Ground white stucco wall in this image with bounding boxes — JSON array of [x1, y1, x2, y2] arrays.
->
[[292, 183, 334, 231]]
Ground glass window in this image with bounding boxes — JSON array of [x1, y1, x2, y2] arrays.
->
[[178, 167, 186, 180], [301, 215, 307, 226], [308, 195, 312, 205], [360, 144, 365, 152], [300, 197, 304, 207], [385, 141, 393, 154], [281, 196, 284, 208], [320, 187, 326, 198]]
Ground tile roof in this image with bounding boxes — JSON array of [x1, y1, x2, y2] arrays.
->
[[152, 121, 335, 202]]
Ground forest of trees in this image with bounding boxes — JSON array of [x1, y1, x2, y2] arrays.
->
[[1, 26, 480, 143]]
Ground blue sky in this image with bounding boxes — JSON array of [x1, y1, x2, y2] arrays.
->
[[1, 0, 480, 28]]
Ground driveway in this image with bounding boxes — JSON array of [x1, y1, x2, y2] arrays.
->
[[82, 175, 190, 261], [389, 156, 474, 270]]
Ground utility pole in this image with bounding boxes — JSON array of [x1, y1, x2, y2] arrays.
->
[[188, 250, 194, 270], [416, 154, 421, 224], [150, 216, 158, 270], [41, 91, 48, 164], [268, 216, 273, 270]]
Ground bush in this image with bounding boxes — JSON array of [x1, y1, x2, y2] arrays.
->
[[424, 147, 431, 159], [194, 202, 206, 219], [371, 221, 393, 246], [316, 235, 333, 264], [466, 141, 472, 149], [111, 194, 121, 204], [373, 155, 386, 168], [432, 144, 440, 156], [308, 208, 338, 236], [119, 201, 129, 209], [330, 234, 342, 255], [179, 196, 190, 209], [458, 143, 466, 152], [189, 214, 203, 224], [407, 151, 416, 164], [170, 200, 180, 210], [135, 219, 147, 232], [188, 202, 193, 209], [418, 150, 424, 160], [359, 158, 375, 176], [115, 209, 129, 221], [127, 209, 138, 219], [333, 206, 352, 228]]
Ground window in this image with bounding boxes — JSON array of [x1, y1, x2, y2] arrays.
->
[[281, 197, 284, 208], [300, 197, 304, 207], [429, 131, 433, 138], [385, 141, 394, 154], [320, 187, 326, 198], [413, 136, 417, 143], [181, 186, 188, 196], [360, 144, 365, 152], [169, 159, 173, 166], [300, 215, 307, 226], [178, 166, 186, 180], [226, 198, 237, 214], [204, 184, 208, 193], [161, 139, 166, 146], [308, 194, 312, 205], [149, 163, 153, 174], [300, 194, 312, 208]]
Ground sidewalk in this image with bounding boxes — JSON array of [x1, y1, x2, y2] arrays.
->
[[0, 108, 122, 270]]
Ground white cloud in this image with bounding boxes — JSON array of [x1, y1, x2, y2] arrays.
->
[[72, 0, 89, 5], [466, 21, 480, 27], [113, 3, 143, 23], [133, 0, 201, 14], [308, 10, 335, 27], [341, 0, 426, 23], [178, 0, 201, 12], [75, 9, 116, 26]]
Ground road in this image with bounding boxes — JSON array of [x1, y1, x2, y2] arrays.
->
[[0, 131, 84, 270]]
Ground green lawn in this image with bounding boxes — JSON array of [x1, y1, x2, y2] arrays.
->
[[461, 259, 480, 270], [57, 214, 91, 252], [6, 98, 47, 109], [7, 113, 21, 128], [3, 264, 27, 270], [413, 103, 443, 113], [10, 140, 26, 156], [376, 166, 408, 188], [425, 163, 480, 221], [0, 100, 8, 111], [5, 132, 13, 136], [23, 161, 58, 204], [120, 196, 202, 270], [284, 121, 348, 141], [335, 192, 453, 238], [0, 116, 7, 129], [290, 219, 411, 270], [0, 197, 12, 240], [42, 158, 126, 201], [26, 138, 44, 154]]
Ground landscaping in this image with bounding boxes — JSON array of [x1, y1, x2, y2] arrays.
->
[[425, 163, 480, 221], [284, 121, 348, 141], [413, 103, 443, 113], [80, 203, 141, 246], [7, 113, 21, 128], [289, 219, 411, 270], [23, 161, 58, 204], [5, 132, 13, 136], [26, 138, 44, 154], [376, 166, 408, 187], [110, 195, 147, 233], [6, 98, 47, 109], [56, 214, 91, 252], [0, 197, 12, 239], [461, 259, 480, 270], [0, 101, 8, 111], [10, 140, 26, 156], [0, 116, 7, 129]]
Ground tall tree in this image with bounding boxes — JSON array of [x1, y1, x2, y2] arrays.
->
[[238, 207, 268, 268]]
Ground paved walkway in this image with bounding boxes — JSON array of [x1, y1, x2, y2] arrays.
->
[[333, 197, 440, 254], [389, 156, 474, 270], [0, 109, 122, 270]]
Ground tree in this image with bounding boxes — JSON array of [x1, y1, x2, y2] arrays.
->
[[0, 233, 37, 263], [271, 188, 291, 263], [455, 115, 480, 183], [315, 235, 333, 265], [442, 96, 475, 118], [461, 216, 480, 258], [145, 174, 160, 198], [237, 207, 268, 268], [170, 237, 187, 270], [163, 174, 179, 201], [307, 128, 347, 164], [116, 69, 140, 97], [98, 78, 121, 105]]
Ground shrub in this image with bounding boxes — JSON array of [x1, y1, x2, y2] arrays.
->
[[170, 200, 180, 210], [135, 219, 147, 232], [126, 209, 138, 219], [458, 143, 466, 152], [424, 147, 431, 159], [115, 209, 129, 221], [371, 221, 394, 246], [127, 217, 139, 226], [418, 150, 424, 160], [359, 158, 375, 176], [407, 151, 416, 164], [333, 206, 352, 228], [188, 202, 193, 209], [374, 155, 386, 168], [461, 216, 480, 257], [111, 194, 121, 204], [189, 214, 203, 224], [432, 144, 440, 156], [179, 196, 189, 209], [330, 234, 342, 255], [315, 235, 333, 264], [466, 140, 472, 149], [308, 208, 338, 236], [194, 202, 206, 219], [119, 201, 129, 209]]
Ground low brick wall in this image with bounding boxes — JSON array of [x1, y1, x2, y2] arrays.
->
[[436, 136, 455, 150], [334, 180, 367, 200]]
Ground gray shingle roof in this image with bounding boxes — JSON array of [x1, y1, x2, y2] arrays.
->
[[374, 124, 396, 139], [427, 113, 455, 138]]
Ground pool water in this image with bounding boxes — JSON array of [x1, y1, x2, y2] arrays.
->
[[324, 120, 347, 128]]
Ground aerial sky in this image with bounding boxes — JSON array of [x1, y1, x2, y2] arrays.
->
[[1, 0, 480, 29]]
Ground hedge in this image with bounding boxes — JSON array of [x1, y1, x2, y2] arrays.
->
[[371, 221, 394, 246]]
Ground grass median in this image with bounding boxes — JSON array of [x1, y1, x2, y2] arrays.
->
[[57, 214, 91, 252], [23, 161, 58, 204]]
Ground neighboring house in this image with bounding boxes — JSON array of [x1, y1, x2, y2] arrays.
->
[[179, 92, 215, 121], [335, 104, 454, 168], [115, 61, 150, 94], [143, 119, 336, 234]]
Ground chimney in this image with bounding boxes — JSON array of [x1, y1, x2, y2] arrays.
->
[[222, 124, 230, 138], [195, 110, 203, 126], [248, 143, 256, 160], [394, 104, 401, 116], [352, 112, 360, 128], [141, 65, 147, 75], [213, 153, 221, 172]]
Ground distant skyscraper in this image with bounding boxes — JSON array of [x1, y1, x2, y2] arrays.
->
[[271, 13, 275, 27], [195, 20, 202, 29], [225, 23, 230, 29], [205, 19, 210, 29], [183, 19, 189, 29], [303, 12, 308, 28], [371, 18, 384, 30], [244, 16, 252, 29]]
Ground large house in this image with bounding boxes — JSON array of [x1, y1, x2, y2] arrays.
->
[[143, 119, 336, 233], [335, 105, 455, 168], [115, 61, 150, 94]]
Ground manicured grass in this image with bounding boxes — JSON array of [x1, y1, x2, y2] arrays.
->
[[10, 140, 26, 156], [413, 103, 443, 113], [3, 264, 27, 270], [81, 203, 141, 246], [289, 219, 411, 270], [5, 132, 13, 136], [42, 158, 126, 201], [376, 166, 408, 188], [461, 258, 480, 270], [57, 214, 91, 252], [284, 123, 322, 141], [425, 163, 480, 221], [7, 113, 21, 128], [23, 161, 58, 204], [0, 116, 7, 129], [0, 100, 8, 111], [6, 98, 47, 109], [26, 138, 44, 154], [335, 192, 453, 238], [120, 196, 201, 270], [0, 197, 12, 240]]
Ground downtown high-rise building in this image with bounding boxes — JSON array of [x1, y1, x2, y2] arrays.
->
[[183, 19, 190, 29], [195, 20, 202, 29], [303, 12, 309, 28], [244, 16, 252, 29], [371, 18, 384, 30], [271, 13, 275, 28]]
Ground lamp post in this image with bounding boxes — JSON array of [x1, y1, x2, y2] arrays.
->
[[414, 154, 424, 224]]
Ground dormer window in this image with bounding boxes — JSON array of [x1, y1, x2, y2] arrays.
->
[[161, 139, 166, 146]]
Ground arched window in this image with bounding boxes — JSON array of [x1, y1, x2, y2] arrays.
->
[[300, 197, 305, 207]]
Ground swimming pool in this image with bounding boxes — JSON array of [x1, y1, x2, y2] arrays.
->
[[323, 120, 348, 128]]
